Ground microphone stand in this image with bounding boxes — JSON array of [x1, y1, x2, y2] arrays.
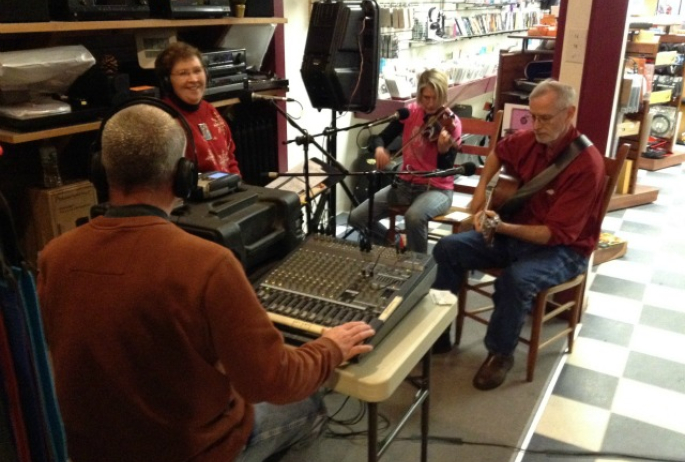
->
[[272, 102, 385, 236], [272, 100, 343, 235], [267, 169, 442, 252], [308, 112, 402, 234]]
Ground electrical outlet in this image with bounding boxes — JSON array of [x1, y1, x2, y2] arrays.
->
[[566, 28, 587, 64]]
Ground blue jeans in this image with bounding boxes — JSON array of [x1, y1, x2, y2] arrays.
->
[[432, 231, 588, 356], [348, 180, 453, 254], [235, 393, 326, 462]]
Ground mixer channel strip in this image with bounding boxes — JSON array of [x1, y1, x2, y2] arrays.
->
[[254, 234, 436, 347]]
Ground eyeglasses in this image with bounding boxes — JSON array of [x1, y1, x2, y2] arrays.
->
[[170, 67, 204, 79], [530, 107, 568, 125]]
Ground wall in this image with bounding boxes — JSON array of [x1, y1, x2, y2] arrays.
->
[[281, 1, 521, 214], [556, 0, 630, 155]]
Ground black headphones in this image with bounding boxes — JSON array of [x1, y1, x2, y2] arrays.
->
[[428, 7, 444, 37], [157, 62, 208, 97], [90, 97, 198, 201]]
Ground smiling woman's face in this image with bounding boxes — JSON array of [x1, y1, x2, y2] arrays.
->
[[169, 57, 206, 105]]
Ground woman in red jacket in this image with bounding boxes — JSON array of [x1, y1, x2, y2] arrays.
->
[[155, 41, 241, 175]]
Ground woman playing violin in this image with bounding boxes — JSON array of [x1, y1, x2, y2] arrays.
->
[[348, 68, 462, 254]]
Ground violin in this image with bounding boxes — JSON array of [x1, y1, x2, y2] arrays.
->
[[391, 106, 460, 161], [422, 107, 459, 145]]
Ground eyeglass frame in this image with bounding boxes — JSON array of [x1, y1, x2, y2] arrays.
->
[[529, 106, 569, 125], [169, 67, 205, 79]]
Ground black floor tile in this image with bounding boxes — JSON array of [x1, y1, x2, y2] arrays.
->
[[578, 313, 634, 347], [620, 247, 654, 265], [620, 220, 662, 235], [522, 434, 592, 461], [589, 274, 646, 301], [623, 351, 685, 394], [602, 414, 685, 462], [551, 364, 619, 410], [605, 209, 627, 220], [630, 202, 670, 215], [640, 304, 685, 335]]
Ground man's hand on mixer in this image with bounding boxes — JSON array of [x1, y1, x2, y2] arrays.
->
[[323, 321, 375, 361]]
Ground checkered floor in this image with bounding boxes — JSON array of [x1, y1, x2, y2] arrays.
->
[[336, 161, 685, 462], [520, 162, 685, 462]]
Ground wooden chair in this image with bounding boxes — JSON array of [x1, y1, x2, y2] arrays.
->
[[456, 143, 630, 382], [388, 110, 504, 242]]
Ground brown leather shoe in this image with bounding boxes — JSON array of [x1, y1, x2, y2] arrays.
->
[[473, 353, 514, 391]]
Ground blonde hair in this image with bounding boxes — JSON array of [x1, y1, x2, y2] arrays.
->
[[417, 69, 449, 106]]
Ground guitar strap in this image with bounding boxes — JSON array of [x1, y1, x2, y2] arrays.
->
[[497, 134, 592, 218]]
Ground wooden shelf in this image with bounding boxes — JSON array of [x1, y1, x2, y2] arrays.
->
[[638, 150, 685, 170], [354, 75, 497, 120], [0, 88, 287, 144], [0, 121, 101, 144], [0, 17, 286, 35], [625, 41, 660, 55], [408, 29, 527, 48], [608, 184, 659, 211], [593, 241, 628, 265]]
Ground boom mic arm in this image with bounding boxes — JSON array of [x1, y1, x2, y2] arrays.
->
[[238, 90, 295, 104], [422, 161, 477, 178]]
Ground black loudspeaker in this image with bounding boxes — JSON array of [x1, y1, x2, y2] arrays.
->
[[301, 0, 380, 113], [0, 0, 50, 22], [90, 97, 198, 201], [69, 68, 131, 108]]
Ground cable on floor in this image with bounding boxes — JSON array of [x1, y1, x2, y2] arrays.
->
[[323, 396, 390, 439], [395, 435, 685, 462]]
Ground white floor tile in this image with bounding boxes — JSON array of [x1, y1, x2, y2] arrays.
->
[[585, 292, 643, 325], [622, 208, 670, 227], [650, 253, 685, 276], [642, 284, 685, 313], [600, 216, 623, 233], [566, 336, 630, 377], [612, 378, 685, 435], [535, 395, 611, 451], [593, 259, 654, 285], [629, 325, 685, 365], [609, 231, 659, 252]]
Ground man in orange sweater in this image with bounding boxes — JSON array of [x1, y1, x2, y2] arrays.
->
[[38, 103, 375, 462]]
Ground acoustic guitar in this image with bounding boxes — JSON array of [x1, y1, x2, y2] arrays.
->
[[480, 171, 520, 246]]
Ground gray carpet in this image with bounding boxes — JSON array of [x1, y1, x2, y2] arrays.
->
[[280, 299, 566, 462]]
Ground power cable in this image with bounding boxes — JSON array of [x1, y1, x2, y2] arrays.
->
[[394, 435, 685, 462]]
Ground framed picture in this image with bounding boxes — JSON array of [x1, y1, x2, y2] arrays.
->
[[502, 103, 533, 137]]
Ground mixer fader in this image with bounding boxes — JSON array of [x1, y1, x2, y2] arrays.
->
[[254, 234, 436, 347]]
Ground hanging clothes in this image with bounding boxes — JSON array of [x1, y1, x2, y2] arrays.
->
[[0, 192, 67, 462]]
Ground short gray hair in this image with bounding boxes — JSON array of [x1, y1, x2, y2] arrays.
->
[[101, 104, 186, 193], [529, 79, 576, 110]]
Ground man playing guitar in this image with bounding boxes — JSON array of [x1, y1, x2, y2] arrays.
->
[[431, 79, 606, 391]]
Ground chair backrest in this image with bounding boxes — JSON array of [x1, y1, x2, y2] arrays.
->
[[599, 143, 630, 221], [453, 109, 503, 194], [458, 109, 504, 158]]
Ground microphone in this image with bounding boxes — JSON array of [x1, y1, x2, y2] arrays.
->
[[239, 90, 295, 104], [365, 108, 410, 128], [422, 162, 477, 178]]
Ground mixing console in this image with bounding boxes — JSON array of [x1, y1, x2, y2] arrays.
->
[[254, 234, 436, 347]]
